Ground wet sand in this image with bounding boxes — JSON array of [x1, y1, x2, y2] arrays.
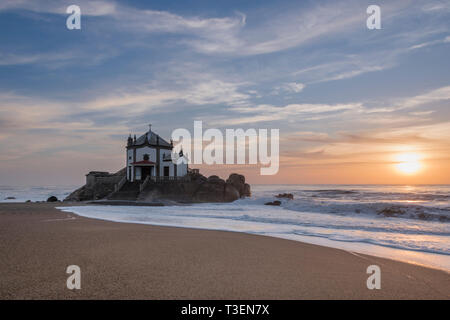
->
[[0, 202, 448, 299]]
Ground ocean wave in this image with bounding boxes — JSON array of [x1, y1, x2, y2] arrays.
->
[[159, 209, 449, 236], [297, 190, 450, 202], [289, 229, 450, 256], [302, 189, 359, 194], [281, 200, 450, 222], [59, 204, 450, 261]]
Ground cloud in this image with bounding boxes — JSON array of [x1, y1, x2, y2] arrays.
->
[[0, 0, 246, 53], [0, 0, 116, 16], [182, 80, 251, 106], [209, 102, 362, 125], [0, 0, 408, 58], [398, 85, 450, 109], [83, 90, 180, 112], [286, 131, 330, 143], [421, 2, 450, 12], [274, 82, 305, 94], [233, 103, 361, 114], [293, 59, 388, 84], [315, 66, 385, 83], [206, 82, 450, 127], [283, 129, 437, 148], [83, 78, 252, 113], [409, 110, 435, 116], [280, 118, 450, 168], [0, 50, 114, 67], [0, 92, 131, 157], [408, 35, 450, 50], [357, 86, 450, 115], [0, 74, 253, 138]]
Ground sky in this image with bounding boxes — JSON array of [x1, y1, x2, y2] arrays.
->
[[0, 0, 449, 186]]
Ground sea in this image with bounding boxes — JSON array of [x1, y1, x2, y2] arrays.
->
[[2, 184, 449, 271]]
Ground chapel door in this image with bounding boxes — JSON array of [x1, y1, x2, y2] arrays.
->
[[142, 167, 151, 180]]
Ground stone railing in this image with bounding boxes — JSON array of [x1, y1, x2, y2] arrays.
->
[[149, 176, 191, 183], [114, 176, 127, 192], [140, 175, 151, 192]]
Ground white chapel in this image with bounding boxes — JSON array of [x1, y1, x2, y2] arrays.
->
[[126, 125, 188, 182]]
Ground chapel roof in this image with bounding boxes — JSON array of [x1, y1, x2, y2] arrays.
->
[[132, 129, 172, 148]]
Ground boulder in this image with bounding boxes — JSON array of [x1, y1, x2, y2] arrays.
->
[[223, 185, 241, 202], [207, 175, 225, 185], [265, 200, 281, 206], [192, 177, 239, 203], [47, 196, 58, 202], [275, 193, 294, 200], [243, 183, 251, 197], [226, 173, 250, 198]]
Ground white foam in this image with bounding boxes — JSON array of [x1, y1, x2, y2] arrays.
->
[[57, 196, 450, 272]]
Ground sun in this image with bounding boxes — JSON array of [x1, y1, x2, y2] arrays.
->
[[395, 153, 422, 175]]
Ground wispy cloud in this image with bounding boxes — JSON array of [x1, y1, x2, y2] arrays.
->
[[397, 85, 450, 109], [408, 35, 450, 50], [292, 58, 389, 84], [273, 82, 305, 94], [0, 0, 409, 58], [210, 102, 362, 125], [0, 50, 115, 67], [0, 0, 116, 16]]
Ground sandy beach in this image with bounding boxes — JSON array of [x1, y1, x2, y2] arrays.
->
[[0, 202, 448, 300]]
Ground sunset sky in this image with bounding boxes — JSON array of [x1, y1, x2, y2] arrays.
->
[[0, 0, 449, 186]]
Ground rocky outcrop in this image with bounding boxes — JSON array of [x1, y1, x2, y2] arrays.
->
[[64, 180, 116, 201], [190, 174, 242, 203], [138, 172, 250, 203], [65, 170, 251, 203], [275, 193, 294, 200], [64, 168, 125, 202]]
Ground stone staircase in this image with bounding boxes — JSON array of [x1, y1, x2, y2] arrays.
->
[[108, 181, 141, 200]]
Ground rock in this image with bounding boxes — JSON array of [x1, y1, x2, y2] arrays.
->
[[136, 173, 246, 203], [47, 196, 58, 202], [223, 184, 241, 202], [207, 175, 225, 184], [192, 181, 223, 202], [227, 173, 244, 184], [4, 196, 16, 200], [193, 178, 238, 202], [265, 200, 281, 206], [226, 173, 251, 198], [64, 181, 116, 202], [244, 184, 251, 196], [275, 193, 294, 200], [182, 173, 250, 202], [417, 213, 432, 220], [377, 207, 405, 217], [65, 169, 251, 204]]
